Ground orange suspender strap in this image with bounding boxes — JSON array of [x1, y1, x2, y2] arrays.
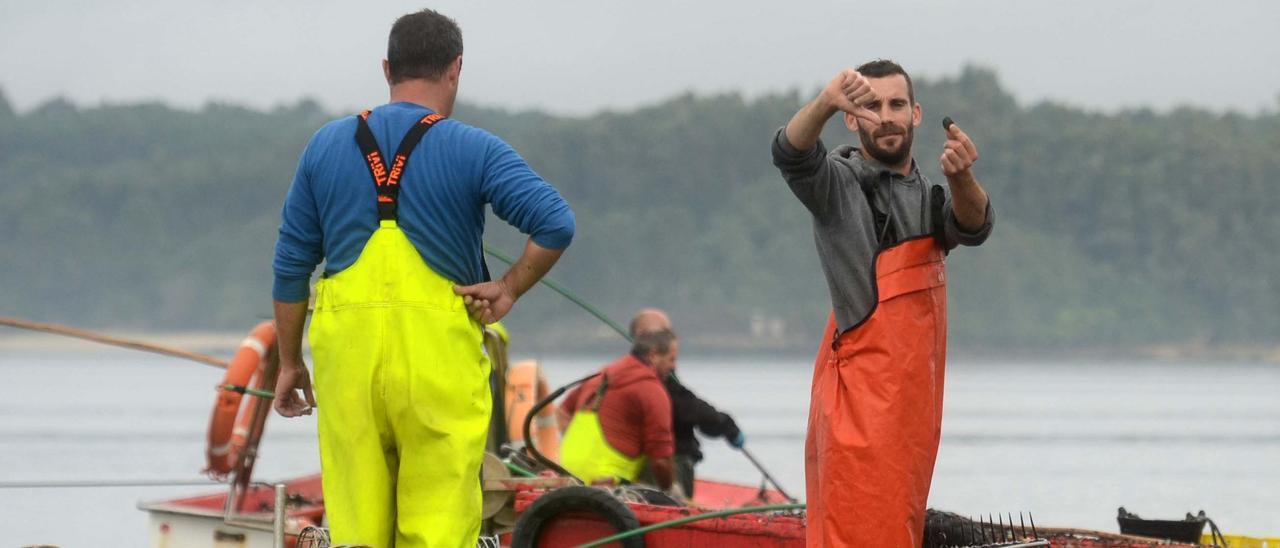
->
[[354, 110, 446, 221]]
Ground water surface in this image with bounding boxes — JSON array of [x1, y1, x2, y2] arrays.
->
[[1, 350, 1275, 545]]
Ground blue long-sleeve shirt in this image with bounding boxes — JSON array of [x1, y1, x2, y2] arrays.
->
[[272, 102, 575, 302]]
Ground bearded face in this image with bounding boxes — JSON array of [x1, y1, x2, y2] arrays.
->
[[857, 119, 914, 167], [844, 73, 921, 169]]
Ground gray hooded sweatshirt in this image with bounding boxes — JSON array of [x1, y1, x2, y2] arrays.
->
[[771, 128, 994, 332]]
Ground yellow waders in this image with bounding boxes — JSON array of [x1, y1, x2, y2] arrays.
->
[[308, 111, 491, 547], [560, 408, 646, 484]]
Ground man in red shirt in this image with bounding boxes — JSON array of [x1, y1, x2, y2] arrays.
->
[[558, 329, 678, 492]]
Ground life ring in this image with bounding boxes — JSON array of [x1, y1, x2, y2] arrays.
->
[[505, 360, 560, 461], [511, 486, 644, 548], [205, 321, 276, 478]]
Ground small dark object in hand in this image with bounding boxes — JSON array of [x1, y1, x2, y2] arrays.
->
[[942, 116, 955, 131]]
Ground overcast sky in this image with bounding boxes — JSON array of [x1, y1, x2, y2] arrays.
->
[[2, 1, 1277, 116]]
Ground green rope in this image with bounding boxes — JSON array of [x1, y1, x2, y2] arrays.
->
[[503, 461, 538, 478], [483, 244, 632, 342], [576, 502, 806, 547], [220, 384, 274, 399]]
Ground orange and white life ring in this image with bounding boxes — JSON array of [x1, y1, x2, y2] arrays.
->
[[505, 360, 561, 461], [205, 321, 276, 478]]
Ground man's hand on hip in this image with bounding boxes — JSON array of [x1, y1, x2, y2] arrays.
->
[[454, 279, 517, 324], [455, 238, 563, 325]]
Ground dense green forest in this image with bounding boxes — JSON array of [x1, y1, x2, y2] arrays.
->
[[1, 67, 1277, 354]]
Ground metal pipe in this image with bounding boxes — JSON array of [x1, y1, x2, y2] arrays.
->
[[274, 483, 287, 548], [739, 446, 797, 503]]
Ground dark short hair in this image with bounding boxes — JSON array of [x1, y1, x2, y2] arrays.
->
[[631, 329, 677, 362], [387, 9, 463, 83], [856, 59, 914, 104]]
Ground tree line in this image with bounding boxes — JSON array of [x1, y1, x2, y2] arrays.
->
[[1, 67, 1276, 354]]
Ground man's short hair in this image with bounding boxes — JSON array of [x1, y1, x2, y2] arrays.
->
[[631, 329, 677, 361], [387, 9, 463, 83], [856, 59, 914, 104], [628, 309, 669, 337], [628, 315, 646, 337]]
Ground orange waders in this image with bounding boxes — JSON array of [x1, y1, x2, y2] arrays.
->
[[805, 237, 948, 547]]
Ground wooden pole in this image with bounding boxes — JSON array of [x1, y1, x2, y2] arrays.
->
[[0, 316, 228, 369]]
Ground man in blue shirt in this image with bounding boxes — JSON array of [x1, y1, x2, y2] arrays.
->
[[270, 9, 574, 547]]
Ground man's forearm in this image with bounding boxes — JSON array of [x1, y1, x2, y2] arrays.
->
[[273, 299, 309, 365], [783, 95, 839, 153], [499, 239, 564, 298], [555, 407, 572, 433], [649, 456, 675, 491], [948, 173, 990, 232]]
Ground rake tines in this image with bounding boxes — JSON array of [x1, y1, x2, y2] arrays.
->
[[947, 511, 1043, 547]]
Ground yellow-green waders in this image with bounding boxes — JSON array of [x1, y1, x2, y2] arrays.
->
[[308, 110, 491, 547], [559, 379, 647, 484]]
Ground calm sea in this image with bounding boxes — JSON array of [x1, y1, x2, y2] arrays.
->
[[1, 349, 1276, 545]]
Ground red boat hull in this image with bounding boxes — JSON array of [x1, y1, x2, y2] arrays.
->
[[142, 474, 1207, 548], [512, 478, 805, 547]]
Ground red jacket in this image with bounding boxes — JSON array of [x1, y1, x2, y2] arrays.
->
[[562, 354, 674, 460]]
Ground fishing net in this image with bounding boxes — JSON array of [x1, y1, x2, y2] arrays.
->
[[923, 509, 1048, 548], [293, 527, 500, 548], [295, 526, 329, 548]]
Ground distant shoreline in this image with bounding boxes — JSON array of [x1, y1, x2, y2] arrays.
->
[[2, 329, 1277, 364]]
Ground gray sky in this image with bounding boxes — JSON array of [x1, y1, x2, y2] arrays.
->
[[2, 1, 1277, 116]]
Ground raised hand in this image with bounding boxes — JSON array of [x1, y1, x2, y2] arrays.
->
[[822, 69, 881, 126], [940, 119, 979, 182]]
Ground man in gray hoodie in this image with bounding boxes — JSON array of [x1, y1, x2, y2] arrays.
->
[[771, 59, 993, 547]]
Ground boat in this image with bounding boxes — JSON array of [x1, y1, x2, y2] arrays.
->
[[139, 472, 803, 547], [0, 316, 1263, 547], [132, 320, 1225, 548], [138, 323, 809, 547]]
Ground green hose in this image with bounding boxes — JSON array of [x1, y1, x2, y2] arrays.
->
[[483, 244, 632, 342], [576, 502, 806, 548], [485, 243, 808, 546], [503, 460, 538, 478], [220, 384, 275, 399]]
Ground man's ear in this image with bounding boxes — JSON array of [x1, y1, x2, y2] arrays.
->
[[382, 59, 393, 86], [450, 56, 463, 83], [843, 111, 860, 133], [912, 102, 922, 128]]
